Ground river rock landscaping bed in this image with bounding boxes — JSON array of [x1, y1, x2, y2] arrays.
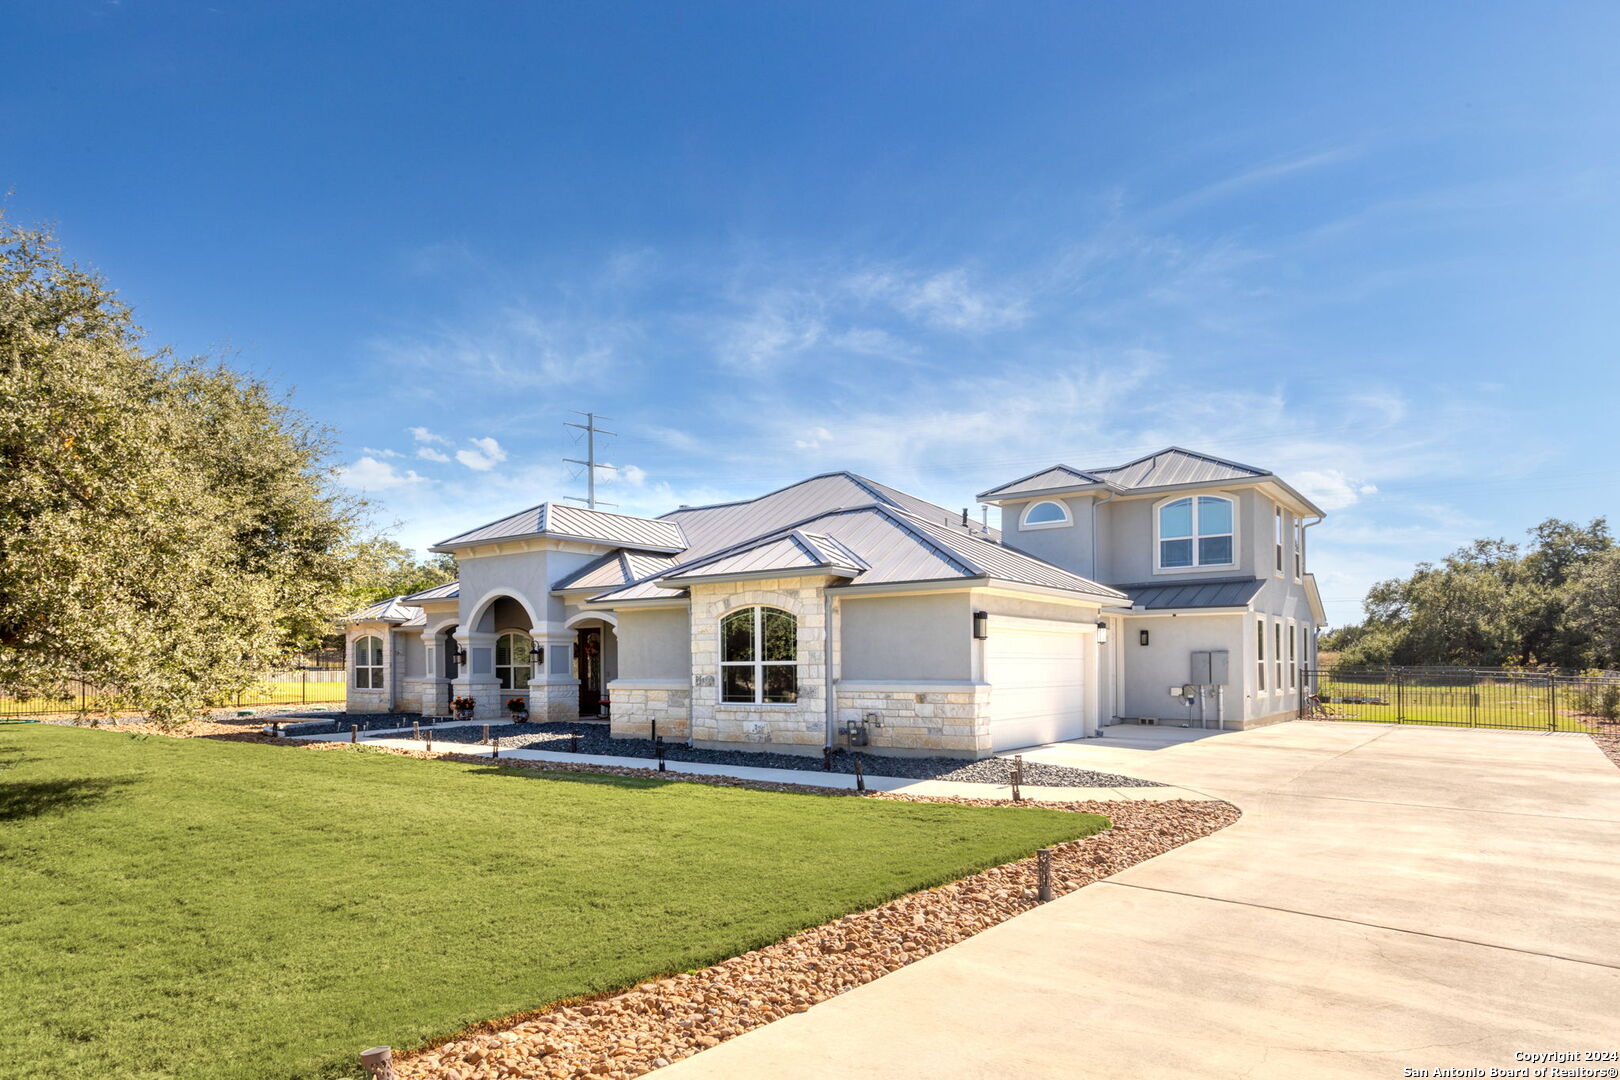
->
[[391, 795, 1236, 1080], [402, 720, 1163, 788]]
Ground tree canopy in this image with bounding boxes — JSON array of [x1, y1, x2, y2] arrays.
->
[[0, 221, 372, 722], [1322, 517, 1617, 671]]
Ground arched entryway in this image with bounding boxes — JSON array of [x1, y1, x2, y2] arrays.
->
[[567, 614, 618, 720]]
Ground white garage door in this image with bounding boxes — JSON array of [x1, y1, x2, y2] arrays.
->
[[986, 618, 1087, 751]]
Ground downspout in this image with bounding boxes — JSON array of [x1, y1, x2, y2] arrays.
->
[[1300, 514, 1325, 681], [1090, 491, 1116, 582], [823, 589, 838, 750]]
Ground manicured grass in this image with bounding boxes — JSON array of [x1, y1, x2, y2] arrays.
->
[[0, 726, 1105, 1080]]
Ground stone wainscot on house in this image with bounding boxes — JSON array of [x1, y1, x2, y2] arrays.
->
[[342, 448, 1327, 758]]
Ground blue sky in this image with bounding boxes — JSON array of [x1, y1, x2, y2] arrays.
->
[[7, 1, 1619, 624]]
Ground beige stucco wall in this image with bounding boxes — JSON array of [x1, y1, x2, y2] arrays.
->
[[838, 592, 973, 681], [615, 607, 692, 680], [1117, 612, 1244, 724]]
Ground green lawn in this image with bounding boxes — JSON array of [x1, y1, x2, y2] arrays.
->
[[0, 726, 1105, 1080]]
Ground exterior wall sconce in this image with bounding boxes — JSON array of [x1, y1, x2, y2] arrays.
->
[[454, 645, 468, 666], [972, 610, 989, 639], [1139, 629, 1150, 647], [1095, 621, 1109, 645], [529, 642, 544, 666]]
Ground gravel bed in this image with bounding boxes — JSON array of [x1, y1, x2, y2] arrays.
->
[[408, 720, 1162, 788], [394, 796, 1238, 1080]]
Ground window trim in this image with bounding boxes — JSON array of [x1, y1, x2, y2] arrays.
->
[[1294, 517, 1305, 581], [353, 635, 384, 690], [494, 630, 533, 691], [1019, 499, 1073, 530], [1255, 618, 1266, 692], [718, 605, 799, 706], [1152, 491, 1238, 575], [1274, 620, 1284, 693], [1274, 505, 1285, 577]]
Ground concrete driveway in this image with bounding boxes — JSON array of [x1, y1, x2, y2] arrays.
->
[[655, 722, 1620, 1079]]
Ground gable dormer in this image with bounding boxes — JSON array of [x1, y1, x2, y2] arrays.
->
[[979, 448, 1324, 585]]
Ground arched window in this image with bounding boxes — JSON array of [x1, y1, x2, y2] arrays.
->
[[1158, 495, 1235, 568], [352, 636, 383, 689], [720, 606, 798, 704], [495, 632, 533, 690], [1021, 500, 1071, 529]]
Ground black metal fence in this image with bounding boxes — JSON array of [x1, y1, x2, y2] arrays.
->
[[1300, 667, 1620, 732], [0, 658, 346, 720]]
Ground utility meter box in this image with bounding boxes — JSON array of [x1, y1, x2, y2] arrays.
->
[[1190, 650, 1231, 686]]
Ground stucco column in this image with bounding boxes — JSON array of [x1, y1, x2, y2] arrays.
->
[[526, 628, 581, 723], [451, 630, 503, 720]]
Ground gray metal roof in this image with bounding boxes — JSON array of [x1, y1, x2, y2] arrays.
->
[[1118, 577, 1266, 610], [553, 550, 678, 591], [662, 529, 869, 584], [400, 580, 460, 603], [341, 596, 423, 624], [589, 502, 1124, 606], [432, 502, 686, 553], [978, 447, 1270, 500]]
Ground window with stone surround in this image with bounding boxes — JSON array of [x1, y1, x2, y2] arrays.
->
[[353, 635, 383, 689], [720, 606, 798, 704]]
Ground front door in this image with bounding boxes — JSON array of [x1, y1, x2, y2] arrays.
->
[[576, 628, 602, 717]]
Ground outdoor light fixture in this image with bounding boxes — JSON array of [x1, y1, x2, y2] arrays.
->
[[454, 645, 468, 666], [529, 642, 544, 666], [972, 610, 989, 639], [1095, 621, 1109, 644], [1139, 629, 1151, 647]]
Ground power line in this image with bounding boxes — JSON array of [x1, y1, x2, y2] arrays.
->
[[563, 411, 617, 510]]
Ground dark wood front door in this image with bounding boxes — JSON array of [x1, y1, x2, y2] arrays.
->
[[577, 628, 602, 716]]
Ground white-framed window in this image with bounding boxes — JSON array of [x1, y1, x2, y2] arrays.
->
[[495, 632, 533, 690], [1274, 506, 1285, 575], [1020, 500, 1072, 529], [1157, 494, 1235, 570], [1255, 619, 1266, 691], [1288, 620, 1297, 689], [1274, 621, 1284, 692], [353, 635, 383, 689], [1294, 518, 1305, 579], [720, 606, 798, 704]]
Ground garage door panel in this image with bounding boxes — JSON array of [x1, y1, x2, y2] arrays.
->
[[986, 620, 1087, 751]]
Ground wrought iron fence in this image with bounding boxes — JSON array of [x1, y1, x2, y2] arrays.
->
[[1299, 667, 1620, 733], [0, 658, 346, 720]]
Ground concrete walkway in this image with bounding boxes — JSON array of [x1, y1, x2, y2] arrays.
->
[[290, 723, 1213, 802], [655, 722, 1620, 1079]]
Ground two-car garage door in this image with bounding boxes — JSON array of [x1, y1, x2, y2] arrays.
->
[[985, 617, 1088, 751]]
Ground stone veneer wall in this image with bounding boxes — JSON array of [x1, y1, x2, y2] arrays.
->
[[688, 578, 831, 750], [835, 683, 993, 759], [607, 680, 691, 739]]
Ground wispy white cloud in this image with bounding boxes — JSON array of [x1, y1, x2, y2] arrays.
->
[[361, 447, 401, 459], [337, 456, 427, 491], [847, 267, 1028, 333], [455, 436, 508, 472], [416, 446, 451, 463], [409, 426, 451, 446]]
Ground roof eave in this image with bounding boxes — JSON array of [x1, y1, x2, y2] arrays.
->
[[430, 531, 685, 555], [658, 566, 861, 588]]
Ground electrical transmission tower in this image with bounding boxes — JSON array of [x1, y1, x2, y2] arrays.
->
[[563, 411, 617, 509]]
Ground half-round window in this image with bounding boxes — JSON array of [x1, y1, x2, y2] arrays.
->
[[352, 635, 383, 689], [495, 632, 533, 690], [1158, 495, 1235, 568], [1021, 500, 1071, 528], [720, 606, 798, 704]]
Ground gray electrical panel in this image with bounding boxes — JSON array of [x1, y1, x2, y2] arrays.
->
[[1190, 650, 1230, 685]]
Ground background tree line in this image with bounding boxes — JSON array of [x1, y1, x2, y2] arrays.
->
[[0, 220, 451, 723], [1323, 517, 1620, 671]]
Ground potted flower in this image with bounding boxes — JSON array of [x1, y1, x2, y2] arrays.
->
[[506, 696, 530, 723], [451, 696, 476, 722]]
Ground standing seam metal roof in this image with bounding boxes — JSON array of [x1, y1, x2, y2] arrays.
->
[[978, 447, 1270, 499], [433, 501, 686, 552], [1119, 577, 1266, 610]]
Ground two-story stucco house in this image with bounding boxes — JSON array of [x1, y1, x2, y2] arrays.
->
[[342, 448, 1326, 757]]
